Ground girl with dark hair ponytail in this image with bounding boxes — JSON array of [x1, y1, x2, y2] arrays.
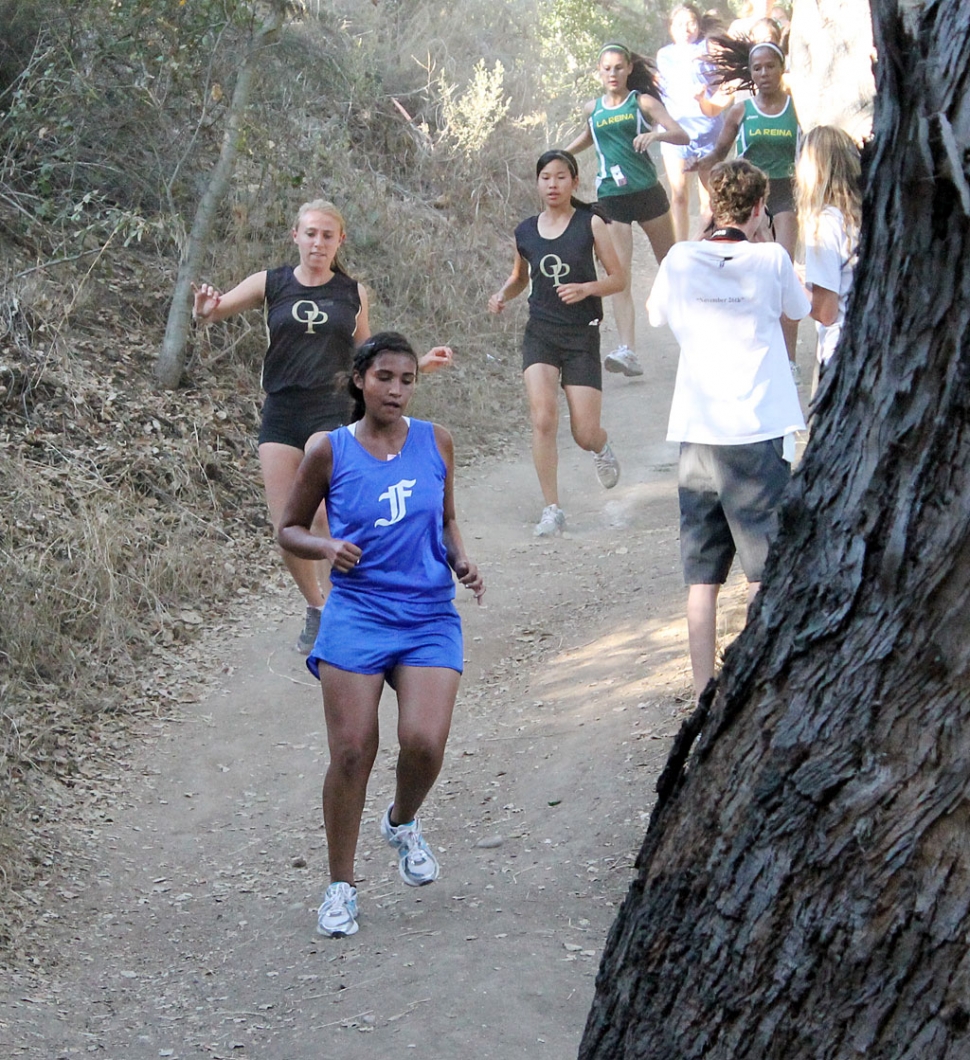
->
[[532, 149, 612, 220], [623, 48, 665, 99], [488, 150, 625, 537], [278, 330, 484, 939], [691, 37, 802, 373], [564, 43, 689, 378], [346, 331, 418, 421]]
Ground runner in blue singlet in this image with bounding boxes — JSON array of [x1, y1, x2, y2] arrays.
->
[[278, 332, 484, 939]]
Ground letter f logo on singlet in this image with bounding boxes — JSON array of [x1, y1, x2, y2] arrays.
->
[[375, 479, 417, 527]]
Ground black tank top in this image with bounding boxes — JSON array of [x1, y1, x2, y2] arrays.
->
[[261, 266, 361, 399], [514, 209, 603, 327]]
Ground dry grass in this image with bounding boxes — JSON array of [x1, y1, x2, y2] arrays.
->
[[0, 254, 274, 951]]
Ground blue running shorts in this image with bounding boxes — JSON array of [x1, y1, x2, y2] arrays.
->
[[306, 592, 464, 678]]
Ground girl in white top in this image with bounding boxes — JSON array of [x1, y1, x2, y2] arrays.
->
[[693, 38, 802, 371], [795, 125, 862, 375], [656, 4, 724, 242]]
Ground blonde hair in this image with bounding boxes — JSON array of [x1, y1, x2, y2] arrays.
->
[[795, 126, 862, 243], [292, 199, 349, 275], [294, 198, 346, 233]]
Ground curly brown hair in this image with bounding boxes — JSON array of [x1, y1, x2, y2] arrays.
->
[[709, 159, 768, 226]]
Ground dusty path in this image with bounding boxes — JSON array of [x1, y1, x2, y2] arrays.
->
[[0, 238, 812, 1059]]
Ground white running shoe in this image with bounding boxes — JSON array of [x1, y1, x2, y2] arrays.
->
[[296, 605, 322, 655], [317, 881, 359, 937], [593, 442, 620, 489], [604, 346, 644, 377], [380, 805, 440, 886], [534, 504, 566, 537]]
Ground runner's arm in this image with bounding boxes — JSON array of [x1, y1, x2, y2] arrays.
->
[[354, 285, 449, 371], [192, 271, 267, 323], [810, 286, 840, 326], [695, 83, 734, 117], [488, 249, 530, 314], [563, 101, 596, 155], [435, 424, 485, 602], [633, 96, 690, 150], [353, 283, 371, 343], [277, 439, 361, 572], [689, 102, 743, 174]]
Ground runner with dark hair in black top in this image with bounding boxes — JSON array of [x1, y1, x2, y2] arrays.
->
[[489, 150, 625, 537], [192, 199, 453, 652]]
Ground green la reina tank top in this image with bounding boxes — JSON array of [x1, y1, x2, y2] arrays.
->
[[589, 91, 659, 197], [736, 96, 799, 179]]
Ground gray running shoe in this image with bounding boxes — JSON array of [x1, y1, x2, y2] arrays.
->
[[380, 804, 440, 886], [296, 605, 322, 655], [604, 345, 644, 377], [534, 504, 566, 537], [593, 442, 620, 489], [317, 882, 359, 937]]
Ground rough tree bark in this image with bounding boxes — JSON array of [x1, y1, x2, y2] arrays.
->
[[154, 3, 283, 390], [580, 1, 970, 1057]]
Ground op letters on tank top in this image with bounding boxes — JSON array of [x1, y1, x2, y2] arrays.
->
[[514, 210, 603, 327], [261, 266, 361, 394]]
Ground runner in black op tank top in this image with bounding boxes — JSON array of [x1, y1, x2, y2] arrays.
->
[[488, 151, 625, 537]]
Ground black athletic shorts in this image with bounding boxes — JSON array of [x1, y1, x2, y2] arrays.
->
[[766, 176, 795, 216], [597, 183, 670, 225], [522, 318, 602, 390], [259, 386, 351, 448], [678, 438, 790, 584]]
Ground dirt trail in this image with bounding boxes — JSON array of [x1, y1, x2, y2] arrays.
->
[[0, 238, 812, 1059]]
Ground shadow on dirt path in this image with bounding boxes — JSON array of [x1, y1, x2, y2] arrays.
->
[[0, 232, 813, 1059]]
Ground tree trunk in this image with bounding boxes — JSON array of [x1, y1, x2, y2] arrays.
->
[[154, 5, 283, 390], [787, 0, 876, 142], [579, 2, 970, 1057]]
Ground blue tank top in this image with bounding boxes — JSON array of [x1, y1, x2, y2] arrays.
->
[[326, 418, 455, 603]]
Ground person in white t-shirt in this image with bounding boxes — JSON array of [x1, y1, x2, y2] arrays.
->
[[795, 125, 862, 383], [647, 158, 810, 701]]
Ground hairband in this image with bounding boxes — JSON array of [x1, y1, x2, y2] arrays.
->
[[599, 42, 632, 60], [543, 150, 579, 175], [748, 41, 785, 63]]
